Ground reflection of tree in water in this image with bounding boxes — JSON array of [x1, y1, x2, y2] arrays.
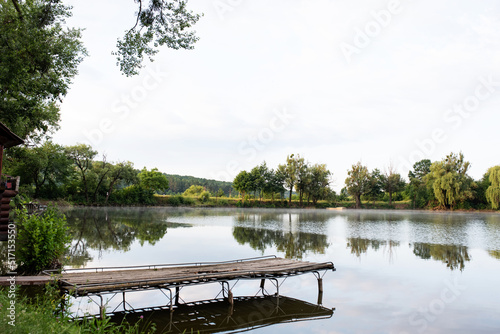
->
[[346, 238, 400, 260], [489, 250, 500, 260], [64, 208, 184, 267], [232, 227, 329, 259], [412, 243, 471, 271]]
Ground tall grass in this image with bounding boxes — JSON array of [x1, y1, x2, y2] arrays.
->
[[0, 286, 155, 334]]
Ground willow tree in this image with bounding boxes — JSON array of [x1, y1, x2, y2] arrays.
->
[[345, 162, 370, 209], [425, 152, 474, 209], [486, 166, 500, 210]]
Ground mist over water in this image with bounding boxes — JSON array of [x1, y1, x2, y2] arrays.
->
[[46, 208, 500, 333]]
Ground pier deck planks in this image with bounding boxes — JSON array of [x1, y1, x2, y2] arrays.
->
[[47, 256, 335, 296]]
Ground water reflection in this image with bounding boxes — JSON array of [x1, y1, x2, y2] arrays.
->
[[411, 243, 471, 271], [233, 227, 329, 259], [346, 238, 400, 259], [489, 250, 500, 260], [65, 208, 190, 267], [232, 212, 329, 259], [110, 295, 334, 334]]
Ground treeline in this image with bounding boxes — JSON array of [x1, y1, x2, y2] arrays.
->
[[343, 152, 500, 210], [233, 154, 334, 205], [6, 142, 168, 205], [166, 174, 234, 196]]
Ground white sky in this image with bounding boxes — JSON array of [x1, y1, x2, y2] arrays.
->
[[53, 0, 500, 191]]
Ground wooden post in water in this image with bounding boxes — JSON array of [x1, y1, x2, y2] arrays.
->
[[175, 286, 180, 305], [317, 278, 324, 305]]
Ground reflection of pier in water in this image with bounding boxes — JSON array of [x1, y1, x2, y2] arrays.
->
[[111, 295, 334, 333], [48, 256, 334, 324]]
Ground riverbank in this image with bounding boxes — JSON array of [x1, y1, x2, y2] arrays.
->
[[34, 195, 499, 212]]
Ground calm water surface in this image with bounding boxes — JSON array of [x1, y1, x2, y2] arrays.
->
[[60, 207, 500, 333]]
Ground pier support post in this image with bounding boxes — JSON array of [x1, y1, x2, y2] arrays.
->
[[98, 295, 105, 318], [175, 287, 180, 306], [317, 278, 324, 305]]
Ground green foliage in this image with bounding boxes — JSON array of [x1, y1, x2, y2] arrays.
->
[[0, 0, 87, 142], [112, 185, 155, 205], [425, 152, 474, 209], [364, 168, 384, 201], [486, 166, 500, 209], [199, 191, 210, 203], [233, 170, 252, 197], [278, 154, 304, 204], [5, 141, 72, 199], [380, 167, 406, 205], [65, 144, 98, 202], [345, 162, 370, 208], [138, 168, 169, 193], [113, 0, 202, 76], [183, 185, 205, 197], [15, 206, 71, 274], [407, 159, 432, 209], [0, 287, 156, 334], [305, 163, 332, 205], [166, 174, 233, 196]]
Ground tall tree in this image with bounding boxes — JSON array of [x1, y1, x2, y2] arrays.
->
[[381, 166, 406, 205], [294, 158, 309, 206], [233, 170, 251, 198], [305, 164, 332, 205], [345, 162, 370, 209], [425, 152, 474, 209], [138, 167, 169, 193], [105, 161, 137, 204], [365, 168, 384, 202], [0, 0, 87, 141], [486, 166, 500, 210], [5, 141, 71, 198], [278, 154, 304, 205], [407, 159, 432, 209], [65, 144, 98, 203], [265, 168, 286, 201], [0, 0, 201, 141]]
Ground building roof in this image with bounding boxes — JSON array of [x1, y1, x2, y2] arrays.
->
[[0, 121, 24, 148]]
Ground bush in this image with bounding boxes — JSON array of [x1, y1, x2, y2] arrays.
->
[[112, 185, 155, 205], [199, 191, 210, 203], [15, 206, 71, 274]]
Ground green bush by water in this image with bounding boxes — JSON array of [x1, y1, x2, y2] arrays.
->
[[15, 206, 71, 274]]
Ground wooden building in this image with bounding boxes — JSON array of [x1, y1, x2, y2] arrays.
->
[[0, 122, 24, 241]]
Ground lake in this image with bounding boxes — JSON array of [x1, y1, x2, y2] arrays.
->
[[61, 207, 500, 333]]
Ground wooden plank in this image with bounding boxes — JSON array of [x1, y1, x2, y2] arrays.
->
[[0, 276, 52, 286], [54, 257, 334, 295]]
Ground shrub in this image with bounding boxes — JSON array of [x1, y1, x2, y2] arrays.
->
[[15, 206, 71, 274], [199, 191, 210, 203]]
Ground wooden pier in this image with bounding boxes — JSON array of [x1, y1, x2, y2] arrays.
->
[[43, 256, 335, 316]]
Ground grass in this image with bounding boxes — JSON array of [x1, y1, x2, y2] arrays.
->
[[0, 286, 156, 334]]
